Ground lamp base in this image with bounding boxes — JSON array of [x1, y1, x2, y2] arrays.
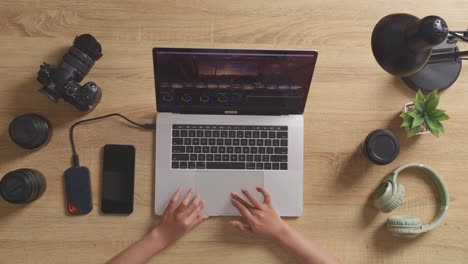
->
[[402, 40, 462, 93]]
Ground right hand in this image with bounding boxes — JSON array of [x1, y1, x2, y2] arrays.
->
[[230, 187, 289, 241]]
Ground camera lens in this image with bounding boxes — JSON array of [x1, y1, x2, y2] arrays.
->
[[0, 169, 46, 204], [9, 114, 52, 150]]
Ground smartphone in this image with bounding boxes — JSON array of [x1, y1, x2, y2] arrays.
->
[[101, 144, 136, 214]]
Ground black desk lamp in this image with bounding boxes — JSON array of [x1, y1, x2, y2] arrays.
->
[[372, 14, 468, 92]]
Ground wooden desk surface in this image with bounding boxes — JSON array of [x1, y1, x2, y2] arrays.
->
[[1, 1, 467, 263]]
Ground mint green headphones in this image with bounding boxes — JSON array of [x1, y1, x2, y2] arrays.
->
[[373, 163, 449, 238]]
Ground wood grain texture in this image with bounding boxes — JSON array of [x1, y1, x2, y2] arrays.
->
[[1, 1, 467, 263]]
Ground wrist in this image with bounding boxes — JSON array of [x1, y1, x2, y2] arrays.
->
[[271, 221, 294, 244], [147, 227, 173, 249]]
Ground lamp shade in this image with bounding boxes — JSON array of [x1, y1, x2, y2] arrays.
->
[[372, 14, 448, 77]]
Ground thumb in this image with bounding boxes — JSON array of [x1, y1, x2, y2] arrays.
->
[[229, 220, 252, 234]]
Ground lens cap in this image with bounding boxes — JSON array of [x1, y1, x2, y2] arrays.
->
[[0, 169, 46, 204], [9, 114, 52, 149], [363, 129, 400, 165]]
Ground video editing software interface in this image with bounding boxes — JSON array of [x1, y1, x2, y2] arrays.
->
[[153, 48, 317, 114]]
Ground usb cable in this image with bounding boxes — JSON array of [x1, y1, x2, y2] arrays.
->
[[70, 113, 156, 167]]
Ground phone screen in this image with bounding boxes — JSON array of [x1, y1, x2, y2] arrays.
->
[[101, 144, 135, 214]]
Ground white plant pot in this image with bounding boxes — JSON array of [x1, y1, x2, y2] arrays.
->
[[403, 102, 431, 135]]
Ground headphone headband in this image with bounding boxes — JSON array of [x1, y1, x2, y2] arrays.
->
[[391, 163, 448, 206], [389, 162, 449, 233]]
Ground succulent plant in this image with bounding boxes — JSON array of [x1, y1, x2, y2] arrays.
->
[[400, 90, 449, 137]]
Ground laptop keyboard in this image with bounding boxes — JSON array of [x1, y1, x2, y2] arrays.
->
[[171, 124, 288, 170]]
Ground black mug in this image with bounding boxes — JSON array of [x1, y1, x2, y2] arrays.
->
[[9, 114, 52, 149], [0, 169, 47, 204], [362, 129, 400, 165]]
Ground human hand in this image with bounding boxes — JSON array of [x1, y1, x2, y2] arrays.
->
[[153, 188, 208, 246], [230, 187, 289, 241], [109, 189, 208, 264]]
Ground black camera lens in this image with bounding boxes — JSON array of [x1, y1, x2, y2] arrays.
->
[[9, 114, 52, 150], [0, 169, 46, 204]]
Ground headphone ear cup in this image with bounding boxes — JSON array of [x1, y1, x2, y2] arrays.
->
[[383, 183, 405, 213], [373, 181, 393, 211], [386, 215, 423, 238], [376, 183, 406, 213]]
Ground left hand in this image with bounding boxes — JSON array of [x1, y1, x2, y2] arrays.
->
[[152, 188, 208, 245]]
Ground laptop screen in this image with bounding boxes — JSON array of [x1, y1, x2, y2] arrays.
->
[[153, 48, 318, 115]]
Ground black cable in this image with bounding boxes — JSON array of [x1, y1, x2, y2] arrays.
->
[[70, 113, 156, 167]]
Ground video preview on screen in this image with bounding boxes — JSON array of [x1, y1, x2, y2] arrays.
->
[[154, 49, 317, 114]]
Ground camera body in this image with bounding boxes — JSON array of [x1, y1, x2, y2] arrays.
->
[[37, 34, 103, 111]]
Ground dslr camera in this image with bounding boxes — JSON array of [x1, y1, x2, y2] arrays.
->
[[37, 34, 103, 111]]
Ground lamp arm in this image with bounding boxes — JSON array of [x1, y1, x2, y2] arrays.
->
[[448, 30, 468, 42], [427, 29, 468, 63], [428, 50, 468, 63]]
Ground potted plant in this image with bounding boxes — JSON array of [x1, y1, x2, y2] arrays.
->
[[400, 90, 449, 137]]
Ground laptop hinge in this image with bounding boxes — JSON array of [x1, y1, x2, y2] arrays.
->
[[169, 111, 288, 116]]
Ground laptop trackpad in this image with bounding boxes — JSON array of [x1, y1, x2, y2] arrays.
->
[[195, 171, 264, 216]]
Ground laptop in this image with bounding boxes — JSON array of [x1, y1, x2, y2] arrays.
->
[[153, 48, 318, 216]]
